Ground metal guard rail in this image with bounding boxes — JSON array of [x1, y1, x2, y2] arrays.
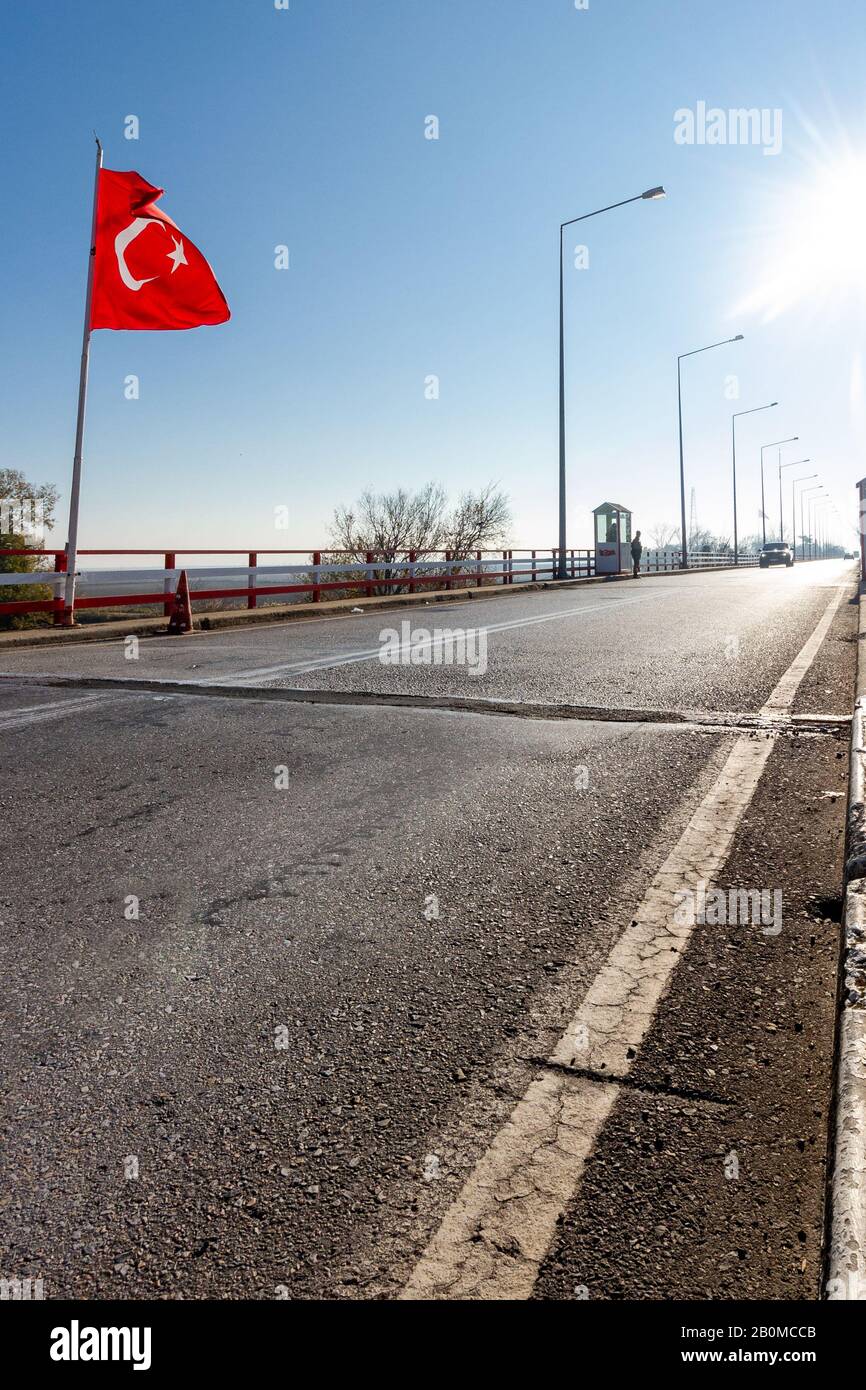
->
[[0, 545, 814, 622], [0, 549, 593, 621]]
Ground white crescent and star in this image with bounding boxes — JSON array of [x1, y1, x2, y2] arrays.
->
[[114, 218, 188, 291], [166, 236, 188, 274]]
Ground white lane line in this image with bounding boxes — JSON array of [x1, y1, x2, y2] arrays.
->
[[0, 692, 120, 733], [207, 592, 661, 685], [401, 582, 850, 1300]]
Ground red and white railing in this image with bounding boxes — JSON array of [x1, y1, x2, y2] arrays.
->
[[0, 548, 596, 624], [644, 549, 761, 570], [0, 544, 790, 625]]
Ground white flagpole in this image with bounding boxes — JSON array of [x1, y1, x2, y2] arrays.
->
[[63, 135, 103, 626]]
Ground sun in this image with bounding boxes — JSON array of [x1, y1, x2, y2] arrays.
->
[[733, 153, 866, 322]]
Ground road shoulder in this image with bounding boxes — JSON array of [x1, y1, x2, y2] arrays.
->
[[827, 580, 866, 1299], [533, 590, 857, 1299]]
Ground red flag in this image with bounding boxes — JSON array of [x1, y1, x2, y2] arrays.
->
[[90, 169, 230, 331]]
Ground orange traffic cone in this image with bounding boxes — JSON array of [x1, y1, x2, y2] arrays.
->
[[167, 569, 194, 635]]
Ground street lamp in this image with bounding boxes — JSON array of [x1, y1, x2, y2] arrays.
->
[[817, 500, 839, 558], [780, 457, 809, 544], [732, 403, 778, 564], [677, 334, 744, 568], [558, 185, 666, 579], [807, 490, 828, 561], [759, 437, 798, 546], [814, 498, 833, 559], [801, 486, 823, 561], [819, 499, 834, 557], [792, 472, 817, 561]]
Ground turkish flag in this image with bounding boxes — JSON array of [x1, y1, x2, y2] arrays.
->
[[90, 169, 230, 331]]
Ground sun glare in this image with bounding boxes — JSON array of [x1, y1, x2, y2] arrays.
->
[[734, 154, 866, 322]]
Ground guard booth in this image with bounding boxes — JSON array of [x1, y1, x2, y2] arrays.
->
[[593, 502, 632, 575]]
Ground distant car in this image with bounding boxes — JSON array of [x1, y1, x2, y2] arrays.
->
[[759, 542, 794, 569]]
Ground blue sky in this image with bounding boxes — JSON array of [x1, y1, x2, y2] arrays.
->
[[2, 0, 864, 554]]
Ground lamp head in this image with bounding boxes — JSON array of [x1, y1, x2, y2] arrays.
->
[[641, 186, 666, 200]]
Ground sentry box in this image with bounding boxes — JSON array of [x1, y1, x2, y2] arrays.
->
[[593, 501, 632, 575]]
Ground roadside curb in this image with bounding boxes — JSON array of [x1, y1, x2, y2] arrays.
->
[[827, 582, 866, 1299], [0, 562, 745, 651]]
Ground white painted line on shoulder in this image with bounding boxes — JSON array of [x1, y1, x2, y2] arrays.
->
[[401, 582, 849, 1300]]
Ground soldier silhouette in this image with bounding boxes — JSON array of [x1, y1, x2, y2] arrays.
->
[[631, 529, 643, 578]]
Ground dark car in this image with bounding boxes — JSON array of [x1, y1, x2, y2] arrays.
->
[[759, 542, 794, 569]]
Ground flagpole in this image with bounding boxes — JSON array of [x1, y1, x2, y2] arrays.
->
[[63, 135, 103, 626]]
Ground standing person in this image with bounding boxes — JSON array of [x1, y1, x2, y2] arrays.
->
[[631, 529, 643, 578]]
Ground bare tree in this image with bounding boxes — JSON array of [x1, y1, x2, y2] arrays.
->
[[330, 482, 448, 562], [648, 522, 680, 551], [445, 483, 511, 559], [689, 527, 719, 554], [328, 481, 511, 593]]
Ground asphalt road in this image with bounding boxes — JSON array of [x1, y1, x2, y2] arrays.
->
[[0, 561, 857, 1300]]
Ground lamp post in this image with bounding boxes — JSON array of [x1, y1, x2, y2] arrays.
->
[[817, 503, 839, 561], [814, 499, 833, 559], [801, 487, 822, 560], [558, 185, 666, 579], [759, 437, 798, 546], [780, 457, 809, 544], [806, 490, 826, 560], [677, 335, 744, 568], [732, 403, 778, 564], [792, 472, 817, 561], [819, 500, 835, 559]]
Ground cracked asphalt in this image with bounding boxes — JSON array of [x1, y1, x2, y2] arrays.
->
[[0, 561, 857, 1299]]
